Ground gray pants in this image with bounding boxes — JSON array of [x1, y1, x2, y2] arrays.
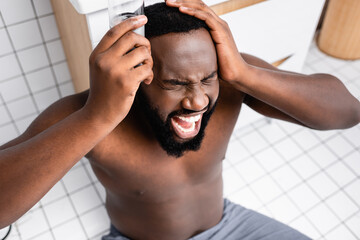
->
[[102, 199, 311, 240]]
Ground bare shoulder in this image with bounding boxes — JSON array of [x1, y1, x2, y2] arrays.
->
[[0, 90, 89, 149]]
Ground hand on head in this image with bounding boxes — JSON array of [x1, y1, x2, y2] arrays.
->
[[165, 0, 247, 83], [86, 16, 154, 125]]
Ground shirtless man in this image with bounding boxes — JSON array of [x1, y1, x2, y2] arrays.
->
[[1, 2, 359, 240]]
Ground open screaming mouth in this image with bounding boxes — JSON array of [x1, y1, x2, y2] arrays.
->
[[170, 113, 203, 139]]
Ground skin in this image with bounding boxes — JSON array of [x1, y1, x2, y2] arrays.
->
[[0, 1, 359, 239]]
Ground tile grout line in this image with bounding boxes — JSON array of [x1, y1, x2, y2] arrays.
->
[[29, 0, 63, 99], [273, 123, 360, 239], [0, 13, 42, 118]]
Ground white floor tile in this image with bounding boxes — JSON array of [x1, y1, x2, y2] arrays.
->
[[276, 121, 302, 135], [258, 121, 287, 143], [287, 184, 320, 212], [341, 126, 360, 148], [0, 28, 13, 56], [306, 204, 339, 235], [225, 140, 251, 165], [325, 161, 356, 187], [31, 231, 54, 240], [52, 218, 87, 240], [307, 172, 339, 199], [291, 129, 320, 151], [94, 182, 106, 203], [290, 155, 321, 180], [62, 166, 92, 193], [234, 159, 266, 183], [271, 164, 302, 191], [80, 206, 110, 239], [222, 167, 246, 196], [344, 180, 360, 205], [337, 65, 360, 81], [250, 176, 282, 204], [273, 138, 303, 160], [266, 195, 301, 223], [70, 185, 102, 215], [343, 151, 360, 175], [307, 144, 338, 169], [289, 216, 321, 240], [228, 186, 263, 210], [240, 130, 269, 154], [16, 208, 50, 239], [325, 224, 358, 240], [255, 148, 285, 172], [43, 197, 77, 228], [345, 212, 360, 239], [311, 129, 338, 142], [324, 135, 355, 158], [41, 181, 67, 205], [325, 191, 359, 221]]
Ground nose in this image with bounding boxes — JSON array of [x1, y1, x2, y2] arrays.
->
[[181, 87, 209, 112]]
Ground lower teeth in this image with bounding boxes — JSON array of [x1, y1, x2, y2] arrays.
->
[[175, 121, 195, 133]]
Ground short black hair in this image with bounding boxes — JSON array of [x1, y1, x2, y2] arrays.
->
[[144, 2, 209, 39]]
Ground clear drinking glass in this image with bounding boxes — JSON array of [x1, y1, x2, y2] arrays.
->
[[108, 0, 145, 36]]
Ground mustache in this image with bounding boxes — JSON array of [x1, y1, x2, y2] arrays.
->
[[167, 104, 210, 119]]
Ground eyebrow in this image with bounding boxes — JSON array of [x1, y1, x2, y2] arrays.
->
[[163, 71, 218, 85]]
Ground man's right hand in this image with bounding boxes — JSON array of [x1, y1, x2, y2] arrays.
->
[[86, 15, 153, 125]]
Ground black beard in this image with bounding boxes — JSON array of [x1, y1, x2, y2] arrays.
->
[[135, 88, 217, 158]]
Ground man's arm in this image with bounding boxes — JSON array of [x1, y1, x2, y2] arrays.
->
[[166, 0, 360, 130], [0, 16, 153, 228], [239, 53, 360, 129], [0, 94, 114, 228]]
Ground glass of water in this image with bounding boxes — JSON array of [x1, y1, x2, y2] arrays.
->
[[108, 0, 145, 36]]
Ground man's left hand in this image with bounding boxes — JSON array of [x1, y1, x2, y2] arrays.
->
[[166, 0, 247, 83]]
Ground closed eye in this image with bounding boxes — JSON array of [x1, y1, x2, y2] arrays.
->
[[202, 71, 218, 85], [163, 79, 188, 86]]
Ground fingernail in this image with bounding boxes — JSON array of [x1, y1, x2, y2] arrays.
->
[[180, 6, 190, 10], [136, 15, 147, 24], [167, 0, 176, 2]]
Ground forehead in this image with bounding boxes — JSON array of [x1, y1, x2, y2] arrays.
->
[[149, 29, 217, 77]]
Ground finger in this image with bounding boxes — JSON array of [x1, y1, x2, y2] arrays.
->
[[131, 62, 154, 85], [110, 32, 151, 58], [122, 46, 153, 69], [178, 5, 220, 30], [93, 15, 147, 55], [166, 0, 222, 27]]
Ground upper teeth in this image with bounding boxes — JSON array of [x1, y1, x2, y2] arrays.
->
[[178, 114, 201, 123]]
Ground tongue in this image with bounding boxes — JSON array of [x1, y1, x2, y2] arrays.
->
[[173, 117, 193, 129]]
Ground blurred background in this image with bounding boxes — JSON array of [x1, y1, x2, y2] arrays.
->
[[0, 0, 359, 239]]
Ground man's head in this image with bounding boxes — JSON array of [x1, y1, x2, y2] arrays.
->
[[136, 3, 219, 158]]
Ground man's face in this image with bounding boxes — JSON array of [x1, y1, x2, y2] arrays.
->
[[138, 28, 219, 157]]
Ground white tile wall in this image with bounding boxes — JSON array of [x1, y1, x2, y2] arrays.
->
[[7, 20, 42, 50], [0, 0, 74, 141], [0, 2, 360, 240], [0, 0, 35, 25]]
